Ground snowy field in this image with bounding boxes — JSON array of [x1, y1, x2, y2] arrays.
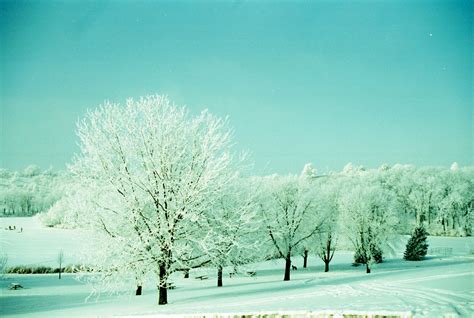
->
[[0, 217, 473, 317], [0, 216, 88, 266]]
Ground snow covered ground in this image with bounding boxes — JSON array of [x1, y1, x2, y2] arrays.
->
[[0, 217, 473, 317], [0, 216, 88, 266]]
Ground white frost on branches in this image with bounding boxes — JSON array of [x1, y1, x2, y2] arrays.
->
[[70, 95, 242, 304]]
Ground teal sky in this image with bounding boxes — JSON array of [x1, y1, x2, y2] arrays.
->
[[1, 0, 472, 175]]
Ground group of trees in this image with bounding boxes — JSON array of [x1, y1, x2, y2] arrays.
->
[[0, 167, 68, 216], [5, 95, 472, 306]]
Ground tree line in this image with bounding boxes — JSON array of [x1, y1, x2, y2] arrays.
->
[[0, 166, 68, 216]]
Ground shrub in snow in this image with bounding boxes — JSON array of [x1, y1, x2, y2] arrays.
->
[[354, 244, 383, 264], [404, 225, 429, 261]]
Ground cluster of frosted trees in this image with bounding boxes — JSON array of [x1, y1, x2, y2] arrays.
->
[[0, 166, 67, 216], [35, 96, 473, 305]]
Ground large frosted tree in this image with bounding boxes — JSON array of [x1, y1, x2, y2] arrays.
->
[[71, 95, 240, 305]]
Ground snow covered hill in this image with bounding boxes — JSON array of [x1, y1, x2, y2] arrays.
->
[[0, 217, 473, 317], [0, 216, 88, 266]]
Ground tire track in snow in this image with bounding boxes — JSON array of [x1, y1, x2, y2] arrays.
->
[[176, 284, 367, 312], [361, 281, 472, 317]]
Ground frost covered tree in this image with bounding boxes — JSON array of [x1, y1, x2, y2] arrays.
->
[[71, 95, 241, 305], [379, 164, 416, 233], [301, 163, 317, 179], [197, 178, 260, 287], [407, 167, 440, 226], [299, 163, 318, 268], [314, 177, 341, 272], [0, 168, 67, 216], [435, 167, 473, 236], [22, 165, 41, 177], [259, 174, 323, 281], [339, 182, 398, 273]]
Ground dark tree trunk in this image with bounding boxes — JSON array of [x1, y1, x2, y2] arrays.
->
[[158, 263, 168, 305], [325, 236, 332, 272], [320, 233, 334, 273], [303, 250, 308, 268], [184, 269, 189, 278], [366, 263, 371, 274], [284, 253, 291, 281], [136, 285, 142, 296], [217, 265, 223, 287]]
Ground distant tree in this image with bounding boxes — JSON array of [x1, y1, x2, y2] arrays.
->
[[301, 162, 317, 179], [0, 167, 67, 216], [22, 165, 41, 177], [57, 250, 64, 279], [198, 178, 260, 287], [314, 177, 341, 272], [435, 167, 473, 236], [0, 253, 8, 279], [407, 167, 440, 226], [450, 162, 459, 171], [339, 182, 398, 273], [404, 225, 429, 261], [259, 174, 323, 281]]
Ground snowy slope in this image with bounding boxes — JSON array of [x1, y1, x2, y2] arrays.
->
[[0, 217, 473, 317], [0, 216, 89, 266]]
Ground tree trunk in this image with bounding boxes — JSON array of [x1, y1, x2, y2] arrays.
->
[[366, 263, 371, 274], [136, 285, 142, 296], [284, 253, 291, 281], [217, 265, 223, 287], [303, 250, 308, 268], [184, 269, 189, 278], [158, 263, 168, 305], [324, 236, 332, 272]]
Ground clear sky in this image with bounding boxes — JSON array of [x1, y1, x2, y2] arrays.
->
[[1, 0, 472, 175]]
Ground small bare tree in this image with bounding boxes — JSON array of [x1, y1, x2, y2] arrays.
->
[[316, 232, 336, 272], [58, 250, 64, 279], [0, 253, 8, 279]]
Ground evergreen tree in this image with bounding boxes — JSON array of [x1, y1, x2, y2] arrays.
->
[[404, 225, 429, 261], [354, 243, 383, 264]]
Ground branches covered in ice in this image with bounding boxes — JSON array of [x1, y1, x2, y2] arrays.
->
[[70, 95, 243, 305]]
